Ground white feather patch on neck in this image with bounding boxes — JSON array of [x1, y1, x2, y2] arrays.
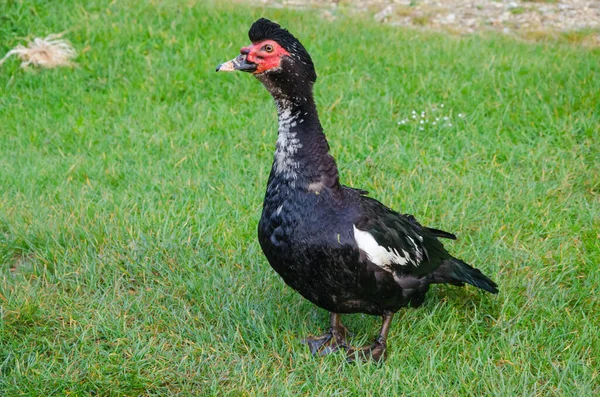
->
[[274, 100, 302, 180]]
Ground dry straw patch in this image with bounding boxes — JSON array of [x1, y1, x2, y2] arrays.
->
[[0, 33, 77, 69]]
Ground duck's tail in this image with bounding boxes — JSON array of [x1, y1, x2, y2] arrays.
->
[[431, 257, 498, 294]]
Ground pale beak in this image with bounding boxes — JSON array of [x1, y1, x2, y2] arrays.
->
[[216, 53, 257, 73]]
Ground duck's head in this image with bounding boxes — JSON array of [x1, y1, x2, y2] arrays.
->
[[217, 18, 317, 101]]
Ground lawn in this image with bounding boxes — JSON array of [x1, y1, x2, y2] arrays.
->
[[1, 0, 599, 395]]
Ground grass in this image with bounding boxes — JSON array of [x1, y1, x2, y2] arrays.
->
[[1, 0, 599, 395]]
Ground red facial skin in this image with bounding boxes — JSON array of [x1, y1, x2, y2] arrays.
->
[[241, 40, 290, 74]]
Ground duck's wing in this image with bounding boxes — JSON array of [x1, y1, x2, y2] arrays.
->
[[403, 214, 457, 240], [342, 185, 369, 196], [352, 195, 452, 277]]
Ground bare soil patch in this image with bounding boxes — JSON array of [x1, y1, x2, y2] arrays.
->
[[237, 0, 600, 46]]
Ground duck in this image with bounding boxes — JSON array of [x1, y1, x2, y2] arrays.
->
[[217, 18, 498, 362]]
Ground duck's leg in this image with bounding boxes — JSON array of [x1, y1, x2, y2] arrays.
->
[[302, 312, 350, 356], [347, 313, 394, 363]]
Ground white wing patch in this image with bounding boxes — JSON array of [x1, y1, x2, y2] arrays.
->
[[407, 236, 423, 263], [353, 225, 415, 271]]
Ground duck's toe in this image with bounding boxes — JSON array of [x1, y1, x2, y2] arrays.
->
[[346, 337, 387, 364], [302, 326, 350, 356]]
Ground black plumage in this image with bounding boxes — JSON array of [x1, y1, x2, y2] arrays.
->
[[218, 18, 498, 362]]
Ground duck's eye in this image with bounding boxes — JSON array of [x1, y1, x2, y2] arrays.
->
[[264, 44, 274, 53]]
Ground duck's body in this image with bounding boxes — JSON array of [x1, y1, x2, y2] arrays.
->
[[260, 184, 424, 316], [218, 18, 497, 362], [260, 184, 363, 312]]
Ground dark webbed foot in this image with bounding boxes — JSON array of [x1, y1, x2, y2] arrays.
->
[[302, 313, 350, 356], [346, 313, 394, 364], [346, 336, 387, 363]]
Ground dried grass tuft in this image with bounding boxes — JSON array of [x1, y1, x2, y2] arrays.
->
[[0, 33, 77, 69]]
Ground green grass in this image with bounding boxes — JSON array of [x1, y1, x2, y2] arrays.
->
[[1, 0, 599, 395]]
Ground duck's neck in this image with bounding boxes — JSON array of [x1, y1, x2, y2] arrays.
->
[[271, 96, 339, 191]]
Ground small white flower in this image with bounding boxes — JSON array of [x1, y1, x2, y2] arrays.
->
[[436, 117, 440, 121], [448, 123, 452, 127], [420, 120, 424, 124], [419, 127, 424, 131], [440, 104, 444, 108], [458, 113, 464, 118], [444, 116, 449, 121], [412, 115, 416, 119], [432, 122, 437, 125], [412, 110, 416, 114]]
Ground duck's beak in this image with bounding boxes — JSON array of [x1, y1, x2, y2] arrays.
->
[[216, 53, 257, 73]]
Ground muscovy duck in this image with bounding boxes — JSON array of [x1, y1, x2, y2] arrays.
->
[[217, 18, 498, 362]]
